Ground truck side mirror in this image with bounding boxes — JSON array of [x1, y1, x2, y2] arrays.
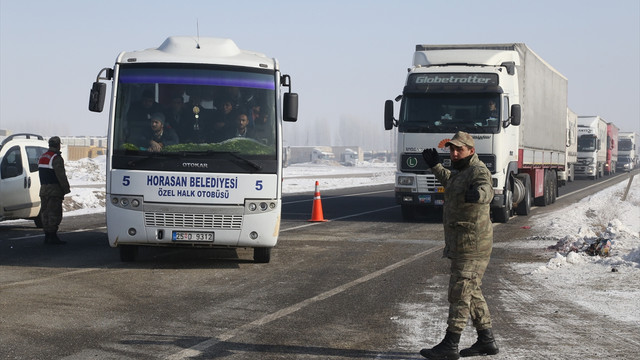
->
[[283, 92, 298, 122], [89, 82, 106, 113], [384, 100, 395, 130], [510, 104, 521, 126]]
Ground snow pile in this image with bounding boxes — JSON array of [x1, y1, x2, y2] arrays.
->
[[65, 155, 107, 184], [517, 176, 640, 324], [531, 176, 640, 272]]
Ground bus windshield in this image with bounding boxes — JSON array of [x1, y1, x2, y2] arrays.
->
[[112, 64, 277, 172], [399, 94, 501, 134]]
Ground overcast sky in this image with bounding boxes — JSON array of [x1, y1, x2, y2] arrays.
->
[[1, 0, 638, 149]]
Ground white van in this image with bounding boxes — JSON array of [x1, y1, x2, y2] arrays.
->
[[0, 134, 49, 226]]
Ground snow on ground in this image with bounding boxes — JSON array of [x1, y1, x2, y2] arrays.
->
[[511, 175, 640, 324]]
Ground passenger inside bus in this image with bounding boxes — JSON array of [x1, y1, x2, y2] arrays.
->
[[135, 112, 179, 152]]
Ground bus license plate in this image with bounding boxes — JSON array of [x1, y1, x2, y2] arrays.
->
[[172, 231, 214, 242]]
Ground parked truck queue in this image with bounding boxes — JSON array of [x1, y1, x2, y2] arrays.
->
[[383, 43, 633, 224]]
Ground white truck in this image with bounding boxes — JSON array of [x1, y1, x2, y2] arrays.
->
[[559, 108, 578, 184], [384, 43, 568, 223], [617, 132, 638, 171], [576, 116, 607, 179], [0, 133, 49, 226]]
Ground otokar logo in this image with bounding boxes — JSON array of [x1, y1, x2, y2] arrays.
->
[[406, 157, 418, 168], [182, 162, 208, 169]]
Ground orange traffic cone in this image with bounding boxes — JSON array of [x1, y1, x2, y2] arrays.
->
[[308, 181, 328, 222]]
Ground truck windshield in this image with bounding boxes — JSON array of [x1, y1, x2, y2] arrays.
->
[[399, 94, 501, 133], [112, 64, 277, 172], [578, 135, 597, 152], [618, 139, 632, 151]]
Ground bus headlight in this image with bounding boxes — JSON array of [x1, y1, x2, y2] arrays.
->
[[110, 195, 143, 210], [245, 200, 277, 213]]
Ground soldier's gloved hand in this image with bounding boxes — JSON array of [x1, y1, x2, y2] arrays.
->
[[465, 189, 481, 203], [422, 148, 440, 168]]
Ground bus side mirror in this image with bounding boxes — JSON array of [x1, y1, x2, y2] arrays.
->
[[384, 100, 395, 130], [510, 104, 521, 126], [89, 82, 106, 113], [283, 92, 298, 122]]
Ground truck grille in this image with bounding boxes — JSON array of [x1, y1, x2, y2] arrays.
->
[[144, 212, 243, 229], [417, 175, 441, 192]]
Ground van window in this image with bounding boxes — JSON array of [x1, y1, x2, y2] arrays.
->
[[26, 146, 47, 172], [1, 146, 23, 179]]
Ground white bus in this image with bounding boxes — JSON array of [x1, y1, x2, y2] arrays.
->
[[89, 37, 298, 263]]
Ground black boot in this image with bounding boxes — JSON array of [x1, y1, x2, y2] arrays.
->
[[43, 232, 52, 244], [420, 331, 461, 359], [460, 328, 499, 357], [47, 232, 67, 245]]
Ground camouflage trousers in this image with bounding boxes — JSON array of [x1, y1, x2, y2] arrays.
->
[[40, 195, 64, 233], [446, 257, 492, 334]]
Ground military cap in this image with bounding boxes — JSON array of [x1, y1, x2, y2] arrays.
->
[[445, 131, 475, 148]]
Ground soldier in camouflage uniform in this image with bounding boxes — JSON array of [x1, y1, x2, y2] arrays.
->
[[38, 136, 71, 245], [419, 131, 499, 360]]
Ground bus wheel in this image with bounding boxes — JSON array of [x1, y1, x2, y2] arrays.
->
[[254, 247, 271, 263], [120, 245, 138, 262]]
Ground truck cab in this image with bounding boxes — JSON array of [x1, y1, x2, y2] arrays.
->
[[0, 134, 49, 226]]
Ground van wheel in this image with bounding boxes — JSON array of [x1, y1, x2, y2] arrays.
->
[[119, 245, 138, 262], [254, 247, 271, 263]]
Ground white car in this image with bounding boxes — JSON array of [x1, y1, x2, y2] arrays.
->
[[0, 134, 49, 226]]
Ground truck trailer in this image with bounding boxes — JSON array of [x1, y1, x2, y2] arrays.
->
[[559, 108, 578, 184], [617, 132, 638, 171], [605, 122, 619, 175], [576, 116, 607, 179], [384, 43, 568, 223]]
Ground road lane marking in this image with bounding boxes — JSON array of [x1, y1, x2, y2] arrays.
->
[[283, 189, 393, 205], [0, 268, 103, 289], [280, 205, 399, 232], [165, 244, 444, 360]]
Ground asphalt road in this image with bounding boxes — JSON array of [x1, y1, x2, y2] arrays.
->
[[0, 170, 637, 359]]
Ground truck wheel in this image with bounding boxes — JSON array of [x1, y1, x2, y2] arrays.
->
[[254, 247, 271, 263], [515, 174, 531, 215], [551, 171, 557, 204], [119, 245, 138, 262], [493, 188, 512, 223], [534, 171, 547, 207], [545, 171, 554, 205]]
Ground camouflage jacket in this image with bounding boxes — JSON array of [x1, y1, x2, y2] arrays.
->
[[431, 153, 494, 260]]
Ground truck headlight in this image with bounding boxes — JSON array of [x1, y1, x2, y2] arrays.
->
[[397, 176, 414, 186]]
